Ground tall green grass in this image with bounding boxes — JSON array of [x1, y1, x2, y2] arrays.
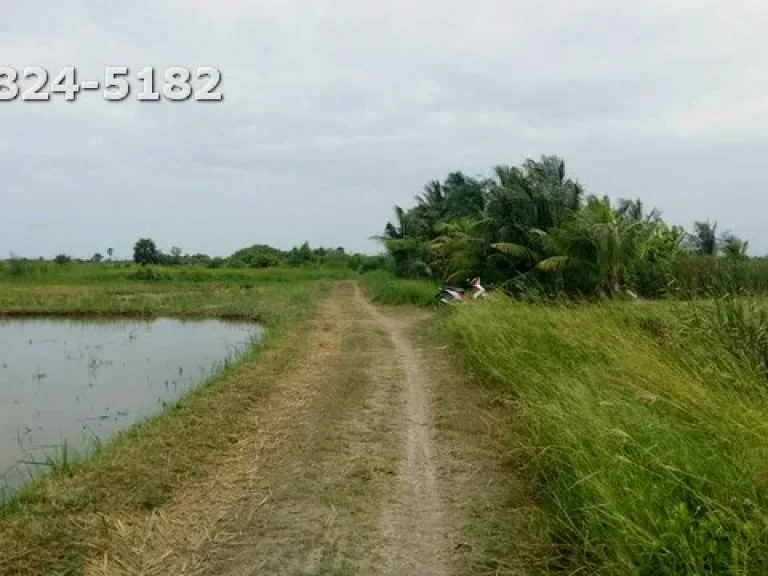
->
[[447, 296, 768, 574], [671, 255, 768, 297], [361, 270, 437, 306]]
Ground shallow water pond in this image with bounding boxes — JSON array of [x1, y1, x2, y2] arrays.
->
[[0, 317, 263, 490]]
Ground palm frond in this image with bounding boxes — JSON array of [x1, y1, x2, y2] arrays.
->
[[536, 256, 568, 273], [491, 242, 533, 260]]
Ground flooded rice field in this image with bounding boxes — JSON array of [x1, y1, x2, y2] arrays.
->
[[0, 317, 263, 490]]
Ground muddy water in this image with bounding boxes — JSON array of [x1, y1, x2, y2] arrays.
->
[[0, 317, 263, 490]]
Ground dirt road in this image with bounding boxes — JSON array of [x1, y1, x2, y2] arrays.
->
[[85, 282, 518, 575]]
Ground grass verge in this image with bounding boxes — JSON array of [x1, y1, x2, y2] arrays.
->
[[0, 280, 329, 575], [361, 270, 436, 306], [406, 311, 552, 575], [445, 295, 768, 574]]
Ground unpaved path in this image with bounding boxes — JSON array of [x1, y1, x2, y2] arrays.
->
[[85, 293, 347, 575], [87, 283, 455, 575], [357, 289, 449, 576]]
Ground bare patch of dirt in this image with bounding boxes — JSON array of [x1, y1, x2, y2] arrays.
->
[[84, 295, 347, 576]]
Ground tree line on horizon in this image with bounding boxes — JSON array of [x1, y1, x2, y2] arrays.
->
[[1, 239, 386, 276], [375, 154, 760, 298], [130, 238, 383, 271]]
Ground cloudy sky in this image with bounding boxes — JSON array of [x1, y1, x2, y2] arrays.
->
[[1, 0, 767, 258]]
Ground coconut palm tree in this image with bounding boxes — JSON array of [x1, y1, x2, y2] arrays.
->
[[484, 156, 584, 275], [542, 196, 648, 296], [429, 218, 487, 281], [371, 206, 431, 277]]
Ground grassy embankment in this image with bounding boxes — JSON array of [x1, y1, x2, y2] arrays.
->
[[368, 272, 768, 573], [360, 270, 437, 306], [445, 296, 768, 574], [0, 268, 344, 575]]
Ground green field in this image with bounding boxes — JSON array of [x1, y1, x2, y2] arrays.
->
[[0, 275, 350, 322], [0, 261, 357, 286]]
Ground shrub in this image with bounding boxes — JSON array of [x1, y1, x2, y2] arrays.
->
[[129, 267, 170, 282]]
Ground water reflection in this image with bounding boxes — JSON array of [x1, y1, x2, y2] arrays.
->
[[0, 317, 263, 490]]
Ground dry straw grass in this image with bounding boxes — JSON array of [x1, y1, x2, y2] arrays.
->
[[0, 280, 330, 575], [84, 298, 345, 575]]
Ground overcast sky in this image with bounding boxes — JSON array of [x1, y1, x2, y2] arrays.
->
[[1, 0, 767, 259]]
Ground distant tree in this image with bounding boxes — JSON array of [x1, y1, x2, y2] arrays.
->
[[286, 241, 314, 265], [107, 247, 114, 261], [169, 246, 183, 265], [720, 233, 749, 259], [187, 253, 211, 265], [133, 238, 160, 265], [690, 221, 718, 255], [8, 252, 26, 276], [54, 254, 72, 265], [91, 253, 104, 263], [228, 244, 283, 268]]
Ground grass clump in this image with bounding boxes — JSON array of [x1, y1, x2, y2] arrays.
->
[[446, 295, 768, 574], [361, 270, 436, 306]]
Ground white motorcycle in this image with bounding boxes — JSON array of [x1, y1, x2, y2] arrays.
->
[[435, 277, 487, 305]]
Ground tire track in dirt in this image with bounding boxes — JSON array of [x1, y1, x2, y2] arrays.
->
[[195, 282, 407, 575], [84, 294, 347, 576], [356, 287, 450, 576]]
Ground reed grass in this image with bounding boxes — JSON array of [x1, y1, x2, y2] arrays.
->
[[446, 295, 768, 574]]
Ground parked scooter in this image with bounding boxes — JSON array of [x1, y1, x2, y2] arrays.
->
[[468, 276, 487, 299], [435, 277, 487, 305], [435, 285, 467, 305]]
